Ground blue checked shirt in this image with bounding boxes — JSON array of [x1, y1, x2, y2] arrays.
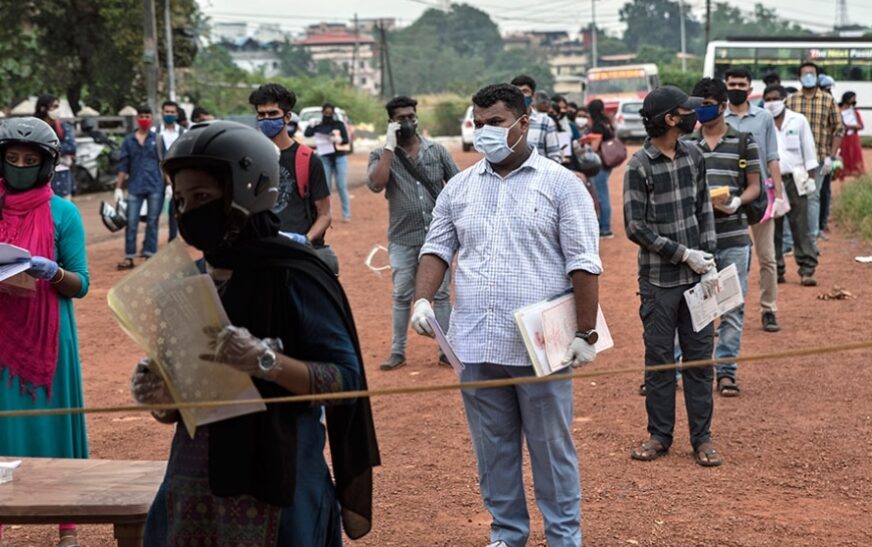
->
[[420, 147, 602, 367], [526, 110, 563, 163]]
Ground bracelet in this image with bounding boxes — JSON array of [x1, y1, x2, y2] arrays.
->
[[50, 268, 66, 284]]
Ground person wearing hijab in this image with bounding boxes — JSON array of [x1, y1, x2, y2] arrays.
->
[[0, 117, 90, 547], [130, 121, 380, 546], [33, 95, 77, 199]]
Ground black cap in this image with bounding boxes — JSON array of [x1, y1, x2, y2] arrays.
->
[[640, 86, 703, 119]]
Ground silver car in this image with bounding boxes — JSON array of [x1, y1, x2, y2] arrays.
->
[[614, 99, 646, 140]]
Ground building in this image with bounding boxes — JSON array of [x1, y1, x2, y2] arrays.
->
[[296, 24, 381, 95], [503, 30, 589, 99], [221, 37, 283, 78]]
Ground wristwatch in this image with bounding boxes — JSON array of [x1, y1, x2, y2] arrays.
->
[[257, 348, 278, 377], [575, 329, 599, 345]]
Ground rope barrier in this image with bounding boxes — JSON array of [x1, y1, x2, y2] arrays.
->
[[1, 340, 870, 419]]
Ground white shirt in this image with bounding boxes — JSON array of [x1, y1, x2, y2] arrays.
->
[[420, 147, 602, 367], [160, 125, 180, 149], [775, 109, 818, 175]]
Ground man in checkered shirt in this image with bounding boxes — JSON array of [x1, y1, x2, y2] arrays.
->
[[623, 86, 723, 468], [412, 83, 601, 547], [511, 74, 563, 162]]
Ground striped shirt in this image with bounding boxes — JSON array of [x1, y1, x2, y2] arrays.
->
[[421, 147, 601, 367], [526, 110, 563, 163], [367, 138, 460, 246], [623, 139, 717, 288], [785, 88, 844, 161], [685, 126, 760, 249]]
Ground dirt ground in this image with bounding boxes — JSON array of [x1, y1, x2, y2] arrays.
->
[[5, 146, 872, 546]]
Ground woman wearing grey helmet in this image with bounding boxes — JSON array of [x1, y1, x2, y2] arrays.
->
[[129, 121, 380, 546], [0, 117, 90, 547]]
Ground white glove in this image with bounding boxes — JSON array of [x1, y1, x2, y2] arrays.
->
[[714, 196, 742, 214], [683, 249, 715, 274], [700, 268, 719, 298], [772, 197, 790, 218], [561, 336, 597, 368], [385, 122, 400, 152], [410, 298, 436, 337], [202, 325, 276, 377], [164, 185, 173, 204], [821, 156, 834, 176], [114, 188, 124, 204], [130, 358, 171, 405]]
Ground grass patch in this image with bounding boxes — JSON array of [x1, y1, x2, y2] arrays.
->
[[862, 136, 872, 148], [833, 175, 872, 243]]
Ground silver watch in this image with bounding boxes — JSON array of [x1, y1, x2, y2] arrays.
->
[[257, 348, 278, 375]]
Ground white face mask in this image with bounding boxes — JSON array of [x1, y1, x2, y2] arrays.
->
[[473, 116, 525, 164], [47, 109, 60, 120], [764, 99, 785, 118]]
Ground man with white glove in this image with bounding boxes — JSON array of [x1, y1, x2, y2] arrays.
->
[[114, 187, 125, 205], [714, 195, 742, 215], [682, 248, 715, 274]]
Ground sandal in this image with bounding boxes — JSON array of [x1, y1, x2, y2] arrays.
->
[[694, 442, 722, 467], [717, 376, 740, 397], [57, 532, 82, 547], [116, 258, 135, 271], [638, 382, 646, 396], [631, 439, 668, 461]]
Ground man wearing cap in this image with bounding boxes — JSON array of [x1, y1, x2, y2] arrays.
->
[[623, 86, 722, 467]]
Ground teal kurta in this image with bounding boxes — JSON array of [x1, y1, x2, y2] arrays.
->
[[0, 196, 89, 458]]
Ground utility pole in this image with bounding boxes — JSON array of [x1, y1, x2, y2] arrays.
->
[[164, 0, 176, 101], [378, 22, 387, 98], [591, 0, 598, 68], [351, 13, 359, 87], [705, 0, 711, 49], [379, 23, 395, 97], [679, 0, 687, 72], [143, 0, 159, 113]]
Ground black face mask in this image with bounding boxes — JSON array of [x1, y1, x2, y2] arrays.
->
[[397, 120, 417, 139], [322, 115, 334, 123], [677, 112, 698, 134], [567, 112, 577, 121], [177, 199, 228, 252], [727, 89, 749, 106], [3, 163, 43, 193]]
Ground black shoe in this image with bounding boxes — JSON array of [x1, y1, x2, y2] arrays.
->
[[379, 353, 406, 371], [777, 273, 786, 284], [762, 311, 781, 332], [801, 275, 818, 287]]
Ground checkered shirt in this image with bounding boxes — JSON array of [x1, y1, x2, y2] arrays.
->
[[420, 147, 602, 367], [526, 110, 563, 163], [623, 139, 718, 288], [785, 88, 844, 161]]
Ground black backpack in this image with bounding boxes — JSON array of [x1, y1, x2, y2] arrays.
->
[[736, 132, 769, 225]]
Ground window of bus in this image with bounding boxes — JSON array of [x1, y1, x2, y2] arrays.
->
[[587, 70, 650, 95], [714, 46, 872, 83]]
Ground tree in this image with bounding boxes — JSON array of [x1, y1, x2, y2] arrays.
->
[[619, 0, 701, 53], [277, 41, 315, 78]]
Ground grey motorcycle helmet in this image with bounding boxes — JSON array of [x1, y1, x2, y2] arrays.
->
[[0, 117, 61, 185]]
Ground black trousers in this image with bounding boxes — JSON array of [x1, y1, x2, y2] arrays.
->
[[775, 175, 818, 278], [639, 277, 715, 450]]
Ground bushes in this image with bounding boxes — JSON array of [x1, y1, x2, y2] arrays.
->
[[414, 95, 469, 137], [833, 175, 872, 243]]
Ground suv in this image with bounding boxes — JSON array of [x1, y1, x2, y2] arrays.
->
[[460, 106, 474, 152], [614, 99, 645, 140], [297, 106, 354, 153]]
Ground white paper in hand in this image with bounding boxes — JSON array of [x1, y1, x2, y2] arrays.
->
[[0, 243, 32, 283], [684, 263, 744, 332], [425, 316, 465, 374]]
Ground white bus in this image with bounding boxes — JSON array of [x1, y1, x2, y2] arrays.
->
[[704, 37, 872, 136]]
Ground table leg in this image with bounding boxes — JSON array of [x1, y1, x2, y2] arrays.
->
[[114, 519, 145, 547]]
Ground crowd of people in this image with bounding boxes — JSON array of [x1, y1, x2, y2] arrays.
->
[[0, 60, 866, 546]]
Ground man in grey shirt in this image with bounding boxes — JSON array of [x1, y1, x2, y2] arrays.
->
[[368, 95, 460, 370]]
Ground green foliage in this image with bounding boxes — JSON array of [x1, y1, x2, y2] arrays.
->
[[833, 175, 872, 243], [658, 68, 703, 94], [619, 0, 701, 53], [694, 2, 812, 53], [861, 136, 872, 149], [182, 44, 253, 116], [415, 96, 470, 137], [277, 41, 315, 78]]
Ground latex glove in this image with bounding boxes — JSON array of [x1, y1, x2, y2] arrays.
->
[[561, 336, 597, 368], [130, 358, 171, 405], [282, 232, 309, 246], [714, 196, 742, 215], [114, 188, 124, 203], [25, 256, 59, 280], [202, 325, 272, 377], [683, 249, 715, 274], [385, 122, 401, 152], [772, 197, 790, 218], [700, 268, 719, 299], [410, 298, 436, 337], [821, 156, 834, 176]]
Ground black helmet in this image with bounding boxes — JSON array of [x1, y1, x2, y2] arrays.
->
[[162, 120, 279, 218], [576, 147, 602, 178], [0, 117, 61, 186]]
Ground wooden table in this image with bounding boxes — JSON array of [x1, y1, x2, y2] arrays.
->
[[0, 458, 166, 547]]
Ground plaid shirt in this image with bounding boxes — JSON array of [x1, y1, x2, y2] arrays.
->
[[526, 110, 563, 162], [623, 139, 717, 288], [785, 88, 844, 161], [367, 138, 460, 246]]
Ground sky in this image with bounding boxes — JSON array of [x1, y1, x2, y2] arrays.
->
[[198, 0, 872, 37]]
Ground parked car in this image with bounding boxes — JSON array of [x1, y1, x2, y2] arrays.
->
[[297, 106, 355, 153], [614, 99, 646, 140], [461, 105, 474, 152]]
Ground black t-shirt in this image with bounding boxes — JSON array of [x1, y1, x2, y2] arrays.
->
[[590, 119, 614, 141], [274, 142, 330, 246]]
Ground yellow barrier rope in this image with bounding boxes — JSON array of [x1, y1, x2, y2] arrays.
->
[[1, 340, 870, 419]]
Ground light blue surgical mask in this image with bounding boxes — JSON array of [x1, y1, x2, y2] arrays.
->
[[800, 73, 818, 89], [695, 104, 721, 124], [257, 117, 285, 138], [473, 116, 525, 164]]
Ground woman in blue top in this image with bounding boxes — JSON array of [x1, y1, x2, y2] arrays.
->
[[130, 121, 380, 546], [0, 117, 89, 547]]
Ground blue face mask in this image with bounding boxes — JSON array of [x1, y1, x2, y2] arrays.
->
[[258, 117, 286, 139], [800, 73, 818, 89], [695, 104, 721, 124], [524, 96, 533, 109], [162, 114, 177, 125], [473, 116, 525, 164]]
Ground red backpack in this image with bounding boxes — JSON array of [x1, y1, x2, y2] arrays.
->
[[294, 144, 313, 199]]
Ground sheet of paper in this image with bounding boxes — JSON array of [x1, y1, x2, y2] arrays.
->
[[514, 292, 613, 377], [557, 132, 572, 157], [0, 243, 31, 265], [683, 263, 744, 332], [426, 316, 464, 375], [0, 262, 31, 283], [313, 133, 336, 156]]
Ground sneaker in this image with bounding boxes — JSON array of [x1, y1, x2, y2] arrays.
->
[[801, 275, 817, 287], [600, 232, 615, 239], [486, 542, 509, 547], [784, 247, 794, 256], [777, 273, 786, 284], [116, 258, 135, 270], [379, 353, 406, 371], [762, 311, 781, 332]]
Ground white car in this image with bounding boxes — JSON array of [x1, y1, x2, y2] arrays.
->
[[614, 99, 646, 140], [461, 105, 474, 152], [297, 106, 354, 153]]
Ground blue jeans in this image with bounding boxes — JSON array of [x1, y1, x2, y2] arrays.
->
[[714, 245, 751, 380], [807, 169, 827, 248], [322, 154, 350, 221], [461, 364, 581, 547], [388, 242, 451, 356], [167, 199, 178, 242], [125, 191, 164, 258], [591, 167, 612, 235]]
